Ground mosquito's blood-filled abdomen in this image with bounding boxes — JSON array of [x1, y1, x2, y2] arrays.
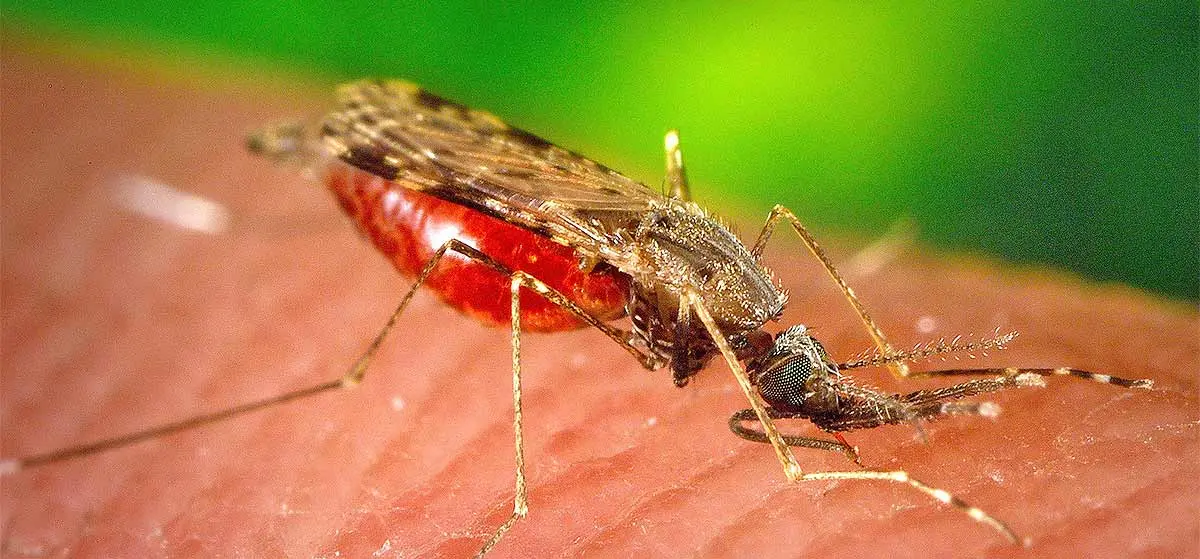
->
[[325, 163, 631, 331]]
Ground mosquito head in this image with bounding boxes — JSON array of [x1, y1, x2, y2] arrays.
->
[[747, 325, 841, 414]]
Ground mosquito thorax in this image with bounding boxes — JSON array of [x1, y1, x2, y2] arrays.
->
[[748, 325, 841, 414], [624, 202, 787, 386], [633, 202, 785, 332]]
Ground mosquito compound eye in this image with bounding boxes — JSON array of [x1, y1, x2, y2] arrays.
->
[[757, 354, 814, 412]]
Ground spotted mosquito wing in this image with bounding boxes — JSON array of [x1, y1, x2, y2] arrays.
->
[[319, 80, 664, 259]]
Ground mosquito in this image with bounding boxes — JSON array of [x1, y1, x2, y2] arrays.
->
[[3, 80, 1153, 556]]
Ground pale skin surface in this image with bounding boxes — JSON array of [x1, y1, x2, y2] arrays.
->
[[2, 46, 1197, 558]]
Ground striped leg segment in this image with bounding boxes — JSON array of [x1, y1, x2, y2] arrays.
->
[[803, 469, 1022, 545], [904, 366, 1154, 389]]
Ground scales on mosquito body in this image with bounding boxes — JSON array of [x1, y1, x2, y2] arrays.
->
[[4, 80, 1154, 556]]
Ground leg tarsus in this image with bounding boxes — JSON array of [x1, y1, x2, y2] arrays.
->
[[801, 469, 1023, 545], [727, 408, 862, 466], [475, 509, 526, 558]]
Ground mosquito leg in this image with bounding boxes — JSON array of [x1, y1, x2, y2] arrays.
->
[[0, 239, 456, 472], [750, 205, 909, 378], [803, 469, 1022, 545], [663, 130, 691, 201], [0, 380, 344, 473], [727, 409, 862, 466], [903, 367, 1154, 389], [442, 241, 662, 371], [687, 291, 802, 480], [1, 238, 657, 474], [687, 292, 1021, 544], [476, 266, 656, 556], [474, 273, 531, 557], [347, 239, 660, 555]]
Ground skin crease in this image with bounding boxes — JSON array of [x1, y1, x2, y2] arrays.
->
[[2, 47, 1197, 559]]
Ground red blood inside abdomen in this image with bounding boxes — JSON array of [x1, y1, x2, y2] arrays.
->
[[324, 163, 631, 331]]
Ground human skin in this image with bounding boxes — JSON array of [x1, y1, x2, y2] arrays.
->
[[2, 45, 1196, 558]]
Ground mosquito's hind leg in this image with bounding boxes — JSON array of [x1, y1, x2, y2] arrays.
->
[[1, 238, 657, 471], [2, 236, 660, 557], [473, 273, 532, 557], [1, 234, 461, 472], [750, 205, 910, 378]]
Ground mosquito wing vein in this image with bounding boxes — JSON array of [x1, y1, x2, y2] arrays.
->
[[319, 80, 663, 258]]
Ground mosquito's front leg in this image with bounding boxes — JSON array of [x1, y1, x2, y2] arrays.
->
[[726, 409, 862, 465], [751, 205, 909, 379], [686, 291, 1022, 545], [686, 291, 802, 480], [665, 131, 900, 378]]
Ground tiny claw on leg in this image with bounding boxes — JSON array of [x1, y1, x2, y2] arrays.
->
[[833, 433, 863, 467]]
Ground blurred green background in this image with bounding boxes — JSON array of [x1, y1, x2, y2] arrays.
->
[[4, 2, 1197, 300]]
